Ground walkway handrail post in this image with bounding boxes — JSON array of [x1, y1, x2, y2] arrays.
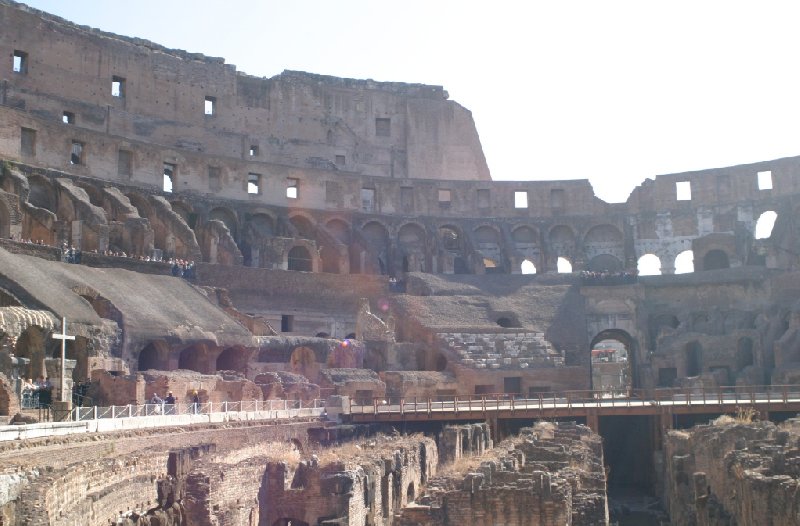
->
[[702, 388, 706, 405], [93, 405, 98, 420], [111, 405, 116, 419], [454, 396, 458, 414], [482, 396, 486, 413], [427, 398, 431, 415]]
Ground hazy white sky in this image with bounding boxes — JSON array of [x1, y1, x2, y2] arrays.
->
[[21, 1, 800, 203]]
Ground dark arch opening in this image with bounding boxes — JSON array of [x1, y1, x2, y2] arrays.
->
[[137, 343, 161, 371], [216, 347, 249, 374], [345, 332, 356, 339], [288, 246, 312, 272], [590, 329, 636, 391], [703, 249, 730, 271], [686, 341, 702, 377], [178, 346, 206, 373], [434, 353, 447, 372], [406, 482, 415, 503]]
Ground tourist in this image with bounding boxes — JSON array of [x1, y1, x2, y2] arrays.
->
[[164, 391, 176, 415], [150, 393, 163, 415], [191, 390, 200, 414]]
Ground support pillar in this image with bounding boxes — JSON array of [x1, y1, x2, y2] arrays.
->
[[586, 409, 599, 433]]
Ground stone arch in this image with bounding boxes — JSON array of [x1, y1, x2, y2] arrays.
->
[[209, 206, 239, 241], [686, 341, 703, 377], [590, 329, 637, 390], [557, 256, 573, 273], [27, 175, 56, 213], [675, 250, 694, 274], [178, 345, 210, 373], [549, 224, 576, 248], [755, 210, 777, 239], [521, 259, 537, 274], [584, 223, 623, 244], [406, 482, 415, 503], [584, 224, 624, 270], [289, 213, 316, 240], [703, 249, 730, 271], [637, 253, 661, 276], [397, 222, 427, 273], [137, 342, 166, 372], [325, 218, 351, 244], [216, 346, 249, 374], [587, 254, 623, 272], [287, 245, 313, 272]]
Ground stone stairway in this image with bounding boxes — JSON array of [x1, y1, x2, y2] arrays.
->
[[438, 332, 565, 370]]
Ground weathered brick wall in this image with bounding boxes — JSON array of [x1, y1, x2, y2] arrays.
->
[[664, 418, 800, 526], [1, 419, 320, 525], [398, 422, 608, 526]]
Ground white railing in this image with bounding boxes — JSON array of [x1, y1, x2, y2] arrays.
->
[[71, 399, 324, 421]]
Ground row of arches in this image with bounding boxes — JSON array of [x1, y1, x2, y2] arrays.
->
[[10, 172, 785, 276]]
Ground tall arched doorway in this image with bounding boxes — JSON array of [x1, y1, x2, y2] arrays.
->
[[590, 329, 636, 392]]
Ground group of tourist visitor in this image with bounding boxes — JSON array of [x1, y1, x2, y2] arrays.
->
[[148, 390, 201, 415], [8, 234, 50, 246], [171, 259, 196, 279], [579, 270, 638, 285], [20, 376, 53, 408]]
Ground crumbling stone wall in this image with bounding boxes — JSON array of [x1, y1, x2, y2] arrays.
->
[[0, 419, 321, 525], [664, 418, 800, 526], [399, 422, 608, 526]]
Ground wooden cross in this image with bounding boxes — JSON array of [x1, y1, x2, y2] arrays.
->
[[52, 317, 75, 403]]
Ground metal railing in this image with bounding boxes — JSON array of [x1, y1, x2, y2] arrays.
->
[[71, 399, 324, 422], [349, 385, 800, 415]]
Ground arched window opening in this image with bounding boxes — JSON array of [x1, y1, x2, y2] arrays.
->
[[288, 246, 313, 272], [406, 482, 415, 503], [703, 249, 730, 271], [178, 346, 206, 373], [674, 250, 694, 274], [138, 343, 161, 372], [637, 254, 661, 276], [590, 330, 634, 393], [686, 342, 702, 377], [557, 257, 572, 274], [755, 211, 777, 240], [216, 347, 248, 373], [521, 259, 536, 274]]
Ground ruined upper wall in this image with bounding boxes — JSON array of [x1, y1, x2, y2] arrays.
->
[[0, 0, 490, 182]]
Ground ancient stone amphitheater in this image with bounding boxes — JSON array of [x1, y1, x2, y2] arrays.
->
[[1, 1, 799, 524]]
